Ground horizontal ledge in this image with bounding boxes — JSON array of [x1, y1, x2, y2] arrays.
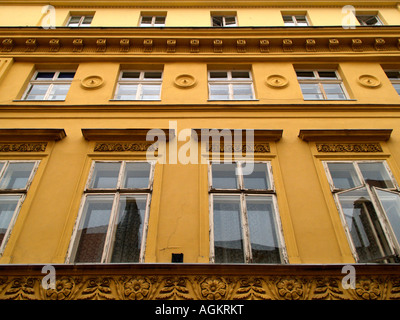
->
[[192, 128, 283, 141], [298, 129, 393, 142], [81, 128, 175, 141], [0, 128, 66, 141]]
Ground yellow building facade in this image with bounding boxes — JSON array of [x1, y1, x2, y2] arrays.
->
[[0, 0, 400, 300]]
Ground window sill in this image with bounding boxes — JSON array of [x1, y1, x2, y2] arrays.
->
[[208, 99, 259, 102], [109, 99, 161, 102], [13, 99, 66, 102], [303, 99, 357, 102]]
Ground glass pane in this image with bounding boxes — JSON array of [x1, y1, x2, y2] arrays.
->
[[123, 162, 151, 189], [243, 163, 270, 190], [283, 15, 295, 25], [57, 72, 75, 80], [246, 196, 282, 263], [35, 72, 55, 80], [295, 15, 308, 26], [231, 71, 250, 79], [111, 195, 147, 263], [357, 15, 381, 26], [376, 189, 400, 248], [115, 84, 138, 100], [122, 72, 141, 79], [385, 71, 400, 80], [140, 84, 161, 100], [143, 71, 162, 79], [323, 83, 346, 100], [212, 163, 238, 189], [296, 71, 315, 79], [140, 16, 153, 25], [224, 16, 237, 26], [393, 84, 400, 95], [209, 71, 228, 79], [300, 83, 324, 100], [48, 84, 70, 100], [89, 162, 121, 189], [74, 195, 114, 263], [358, 162, 395, 189], [0, 162, 35, 190], [327, 162, 362, 190], [0, 195, 21, 246], [232, 84, 253, 100], [317, 71, 338, 79], [209, 84, 230, 100], [68, 16, 81, 26], [82, 16, 93, 25], [25, 84, 49, 100], [212, 16, 223, 27], [154, 16, 166, 26], [338, 187, 392, 262], [213, 195, 244, 263]]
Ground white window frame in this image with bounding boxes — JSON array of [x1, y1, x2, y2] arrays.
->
[[296, 69, 349, 101], [282, 14, 309, 26], [323, 160, 400, 263], [208, 70, 255, 101], [0, 160, 40, 255], [208, 160, 288, 264], [139, 15, 166, 27], [22, 70, 76, 101], [211, 15, 238, 27], [66, 160, 156, 264], [356, 14, 383, 26], [114, 70, 163, 101], [67, 15, 94, 27]]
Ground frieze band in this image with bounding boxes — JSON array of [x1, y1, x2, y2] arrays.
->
[[316, 143, 383, 153], [94, 142, 158, 152], [0, 143, 47, 152], [208, 143, 270, 153]]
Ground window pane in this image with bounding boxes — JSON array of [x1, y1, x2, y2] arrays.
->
[[213, 195, 244, 263], [393, 84, 400, 95], [67, 16, 81, 26], [243, 163, 270, 190], [212, 163, 238, 189], [111, 195, 147, 263], [122, 72, 141, 79], [154, 16, 165, 25], [209, 71, 228, 79], [338, 187, 392, 262], [141, 16, 153, 25], [358, 162, 395, 189], [89, 162, 121, 189], [123, 162, 151, 189], [209, 84, 230, 100], [35, 72, 55, 80], [323, 83, 346, 100], [0, 195, 21, 246], [232, 84, 253, 100], [48, 84, 70, 100], [300, 83, 323, 100], [82, 16, 93, 25], [283, 15, 295, 25], [141, 84, 161, 100], [357, 15, 381, 26], [318, 71, 338, 79], [212, 16, 223, 27], [295, 15, 308, 26], [376, 189, 400, 247], [74, 195, 114, 263], [327, 163, 362, 190], [115, 84, 138, 100], [385, 71, 400, 80], [0, 162, 35, 190], [296, 71, 315, 79], [143, 71, 162, 79], [57, 72, 75, 80], [231, 71, 250, 79], [246, 196, 281, 263], [25, 84, 49, 100], [224, 16, 237, 26]]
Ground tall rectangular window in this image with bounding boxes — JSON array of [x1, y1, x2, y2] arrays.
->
[[208, 70, 255, 100], [67, 15, 93, 27], [23, 71, 75, 101], [114, 71, 163, 101], [0, 161, 39, 254], [296, 70, 348, 100], [209, 161, 287, 264], [324, 161, 400, 263], [67, 161, 155, 263], [384, 70, 400, 95]]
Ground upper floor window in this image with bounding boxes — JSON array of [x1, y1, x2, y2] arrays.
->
[[67, 15, 93, 27], [212, 15, 237, 27], [0, 161, 39, 254], [296, 70, 348, 100], [324, 161, 400, 263], [140, 15, 166, 27], [209, 161, 287, 264], [23, 71, 75, 101], [114, 70, 163, 101], [282, 14, 309, 26], [67, 160, 155, 263], [356, 15, 383, 26], [384, 70, 400, 95], [208, 70, 255, 100]]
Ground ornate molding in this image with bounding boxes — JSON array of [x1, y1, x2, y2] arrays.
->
[[316, 143, 383, 153], [208, 143, 270, 153], [94, 142, 157, 152], [0, 143, 47, 152], [0, 264, 399, 300]]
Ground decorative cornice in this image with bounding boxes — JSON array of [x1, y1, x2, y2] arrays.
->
[[208, 142, 270, 153], [0, 129, 66, 141], [82, 128, 175, 141], [316, 143, 383, 153], [94, 142, 157, 152], [0, 142, 47, 152], [298, 129, 392, 142], [0, 264, 399, 300]]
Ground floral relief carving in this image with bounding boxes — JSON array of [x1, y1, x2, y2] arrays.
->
[[200, 277, 227, 300], [156, 277, 193, 300], [233, 277, 271, 300], [312, 277, 347, 300], [316, 143, 382, 153], [44, 277, 77, 300], [276, 278, 305, 300], [79, 277, 116, 300], [3, 277, 37, 300], [122, 277, 152, 300], [354, 278, 382, 300]]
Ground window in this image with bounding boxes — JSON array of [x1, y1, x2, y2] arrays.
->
[[0, 161, 39, 254], [208, 70, 255, 100], [212, 15, 237, 27], [140, 15, 166, 27], [67, 161, 155, 263], [384, 70, 400, 95], [67, 15, 93, 27], [282, 15, 309, 26], [324, 161, 400, 263], [114, 71, 163, 100], [209, 161, 287, 264], [296, 70, 348, 100], [23, 71, 75, 101], [356, 15, 383, 26]]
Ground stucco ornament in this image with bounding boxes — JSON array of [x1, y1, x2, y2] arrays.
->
[[81, 75, 104, 89], [174, 74, 197, 88], [358, 74, 381, 88], [265, 74, 289, 88]]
